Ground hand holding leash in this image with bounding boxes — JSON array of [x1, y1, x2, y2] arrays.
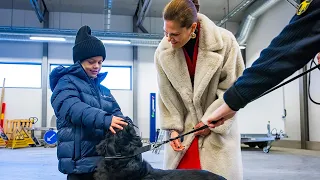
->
[[207, 103, 235, 128], [169, 130, 185, 151], [194, 122, 211, 136]]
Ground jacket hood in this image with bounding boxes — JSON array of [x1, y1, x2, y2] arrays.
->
[[49, 61, 107, 91]]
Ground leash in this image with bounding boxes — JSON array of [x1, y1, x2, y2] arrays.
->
[[105, 63, 320, 159], [104, 119, 222, 159], [252, 63, 320, 102]]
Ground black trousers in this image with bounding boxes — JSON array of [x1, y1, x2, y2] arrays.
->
[[67, 172, 95, 180]]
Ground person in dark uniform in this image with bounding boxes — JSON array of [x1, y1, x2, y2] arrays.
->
[[206, 0, 320, 127]]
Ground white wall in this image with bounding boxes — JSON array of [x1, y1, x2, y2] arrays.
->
[[49, 12, 133, 32], [0, 9, 42, 27], [308, 57, 320, 142], [238, 1, 303, 140], [136, 46, 159, 138], [142, 16, 240, 35]]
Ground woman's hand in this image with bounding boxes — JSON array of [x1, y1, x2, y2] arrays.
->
[[317, 53, 320, 64], [109, 116, 128, 134], [169, 130, 185, 152], [194, 122, 211, 137]]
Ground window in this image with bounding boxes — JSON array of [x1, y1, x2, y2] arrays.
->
[[50, 64, 132, 90], [0, 63, 42, 88], [100, 66, 132, 90]]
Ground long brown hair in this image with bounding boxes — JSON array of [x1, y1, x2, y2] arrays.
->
[[163, 0, 199, 28]]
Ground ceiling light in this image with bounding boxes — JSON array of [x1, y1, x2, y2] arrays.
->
[[29, 36, 66, 41], [101, 40, 131, 45]]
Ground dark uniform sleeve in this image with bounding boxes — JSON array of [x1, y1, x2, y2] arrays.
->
[[224, 0, 320, 111]]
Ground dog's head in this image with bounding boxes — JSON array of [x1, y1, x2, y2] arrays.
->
[[95, 118, 146, 180], [96, 118, 142, 158]]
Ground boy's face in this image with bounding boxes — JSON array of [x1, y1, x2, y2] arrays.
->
[[81, 56, 103, 78]]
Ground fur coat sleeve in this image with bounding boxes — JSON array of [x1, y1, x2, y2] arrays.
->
[[154, 48, 186, 133]]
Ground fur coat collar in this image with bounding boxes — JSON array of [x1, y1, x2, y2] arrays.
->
[[156, 13, 226, 122]]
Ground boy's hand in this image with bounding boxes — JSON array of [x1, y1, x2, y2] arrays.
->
[[109, 116, 128, 134]]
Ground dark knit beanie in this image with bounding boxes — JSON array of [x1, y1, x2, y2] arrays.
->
[[73, 25, 106, 63]]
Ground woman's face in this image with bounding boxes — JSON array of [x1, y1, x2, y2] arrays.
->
[[163, 20, 197, 49], [81, 56, 103, 78]]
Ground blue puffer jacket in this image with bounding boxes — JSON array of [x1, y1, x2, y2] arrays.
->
[[50, 61, 124, 174]]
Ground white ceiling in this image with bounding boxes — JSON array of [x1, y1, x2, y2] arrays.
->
[[0, 0, 250, 22]]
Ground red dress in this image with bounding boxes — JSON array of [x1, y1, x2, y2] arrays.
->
[[177, 23, 201, 170]]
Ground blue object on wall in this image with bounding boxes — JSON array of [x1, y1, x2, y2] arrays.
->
[[150, 93, 156, 142]]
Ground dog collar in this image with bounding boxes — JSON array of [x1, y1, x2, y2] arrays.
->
[[104, 144, 154, 159], [104, 119, 224, 159]]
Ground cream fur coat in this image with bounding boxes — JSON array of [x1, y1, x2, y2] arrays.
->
[[154, 13, 245, 180]]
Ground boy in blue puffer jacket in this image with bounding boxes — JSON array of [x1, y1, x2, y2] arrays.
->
[[50, 25, 128, 180]]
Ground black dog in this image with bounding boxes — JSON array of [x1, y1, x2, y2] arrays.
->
[[95, 122, 226, 180]]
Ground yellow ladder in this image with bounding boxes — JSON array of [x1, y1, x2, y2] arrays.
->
[[6, 128, 29, 149], [0, 137, 5, 147]]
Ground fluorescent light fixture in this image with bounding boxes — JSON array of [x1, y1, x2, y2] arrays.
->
[[101, 40, 131, 45], [239, 45, 246, 50], [30, 36, 66, 41]]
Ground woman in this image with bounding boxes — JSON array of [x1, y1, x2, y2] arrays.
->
[[154, 0, 245, 179], [50, 25, 128, 180]]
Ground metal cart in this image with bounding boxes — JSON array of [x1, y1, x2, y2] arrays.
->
[[241, 121, 286, 153]]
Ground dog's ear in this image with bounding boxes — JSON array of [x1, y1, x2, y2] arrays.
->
[[122, 116, 139, 129], [126, 124, 143, 149], [96, 135, 118, 156], [96, 139, 108, 156]]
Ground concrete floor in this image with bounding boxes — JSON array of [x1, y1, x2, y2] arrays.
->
[[1, 146, 320, 180]]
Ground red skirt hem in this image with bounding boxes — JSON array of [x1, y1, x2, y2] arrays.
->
[[176, 136, 201, 169]]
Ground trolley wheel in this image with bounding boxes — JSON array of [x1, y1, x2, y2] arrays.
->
[[263, 146, 271, 153]]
